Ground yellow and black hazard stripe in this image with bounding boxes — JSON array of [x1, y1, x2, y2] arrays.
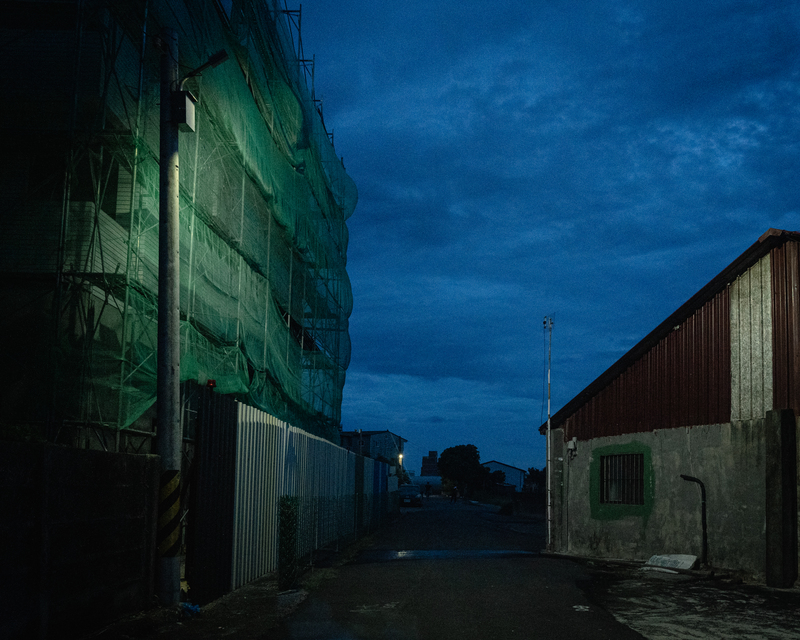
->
[[157, 470, 181, 557]]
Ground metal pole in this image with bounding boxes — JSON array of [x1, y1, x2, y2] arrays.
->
[[545, 316, 553, 551], [156, 27, 182, 607]]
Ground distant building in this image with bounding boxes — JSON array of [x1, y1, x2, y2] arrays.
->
[[340, 430, 407, 465], [421, 451, 441, 476], [482, 461, 526, 492]]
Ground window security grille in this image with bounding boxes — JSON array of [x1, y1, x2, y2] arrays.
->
[[600, 453, 644, 505]]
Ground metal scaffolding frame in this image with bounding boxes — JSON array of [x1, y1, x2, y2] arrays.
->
[[0, 0, 356, 451]]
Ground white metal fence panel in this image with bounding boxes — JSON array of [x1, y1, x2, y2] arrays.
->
[[231, 403, 388, 590], [232, 404, 285, 588]]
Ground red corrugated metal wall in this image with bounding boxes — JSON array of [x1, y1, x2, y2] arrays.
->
[[565, 290, 731, 440], [771, 242, 800, 413]]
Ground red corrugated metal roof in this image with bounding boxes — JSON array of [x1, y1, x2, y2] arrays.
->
[[540, 229, 800, 436]]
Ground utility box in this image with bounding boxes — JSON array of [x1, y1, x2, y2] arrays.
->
[[173, 90, 197, 132]]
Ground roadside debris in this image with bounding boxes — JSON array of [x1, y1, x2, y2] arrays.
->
[[643, 554, 697, 572]]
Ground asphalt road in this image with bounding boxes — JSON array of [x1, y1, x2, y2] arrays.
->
[[89, 495, 800, 639], [274, 496, 645, 640]]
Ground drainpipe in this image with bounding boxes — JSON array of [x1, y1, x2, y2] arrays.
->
[[680, 474, 708, 567]]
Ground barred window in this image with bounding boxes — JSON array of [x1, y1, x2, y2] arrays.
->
[[600, 453, 644, 505]]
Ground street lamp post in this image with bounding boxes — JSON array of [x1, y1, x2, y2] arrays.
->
[[156, 28, 228, 606], [155, 28, 182, 607]]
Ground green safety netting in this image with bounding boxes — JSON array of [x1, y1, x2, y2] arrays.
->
[[0, 0, 356, 443]]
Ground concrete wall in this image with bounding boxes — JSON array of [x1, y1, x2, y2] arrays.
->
[[559, 422, 767, 578], [0, 442, 159, 639]]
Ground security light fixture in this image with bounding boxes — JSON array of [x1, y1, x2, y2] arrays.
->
[[567, 436, 578, 460], [179, 49, 230, 90], [174, 49, 230, 132]]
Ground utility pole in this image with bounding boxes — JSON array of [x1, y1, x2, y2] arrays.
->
[[155, 27, 229, 606], [156, 27, 182, 607], [544, 316, 554, 551]]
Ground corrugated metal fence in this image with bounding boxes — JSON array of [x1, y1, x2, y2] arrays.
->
[[188, 393, 390, 601]]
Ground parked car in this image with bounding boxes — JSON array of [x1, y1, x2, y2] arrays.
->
[[398, 484, 423, 507]]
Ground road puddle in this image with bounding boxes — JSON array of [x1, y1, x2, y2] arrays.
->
[[352, 549, 539, 563]]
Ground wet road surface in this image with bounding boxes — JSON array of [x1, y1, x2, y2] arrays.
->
[[88, 494, 800, 639], [274, 496, 645, 640]]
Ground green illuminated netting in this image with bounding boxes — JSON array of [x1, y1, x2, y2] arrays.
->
[[0, 0, 356, 442]]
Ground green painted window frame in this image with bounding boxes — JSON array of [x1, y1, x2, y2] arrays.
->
[[590, 441, 654, 522]]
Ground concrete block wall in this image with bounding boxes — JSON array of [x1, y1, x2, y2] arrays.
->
[[559, 421, 767, 578]]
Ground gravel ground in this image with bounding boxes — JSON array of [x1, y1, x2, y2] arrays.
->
[[583, 560, 800, 640]]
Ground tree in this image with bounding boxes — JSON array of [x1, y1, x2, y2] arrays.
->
[[526, 467, 545, 491], [397, 467, 411, 485], [438, 444, 484, 493]]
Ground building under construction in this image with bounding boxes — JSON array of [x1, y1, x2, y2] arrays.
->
[[0, 0, 357, 448]]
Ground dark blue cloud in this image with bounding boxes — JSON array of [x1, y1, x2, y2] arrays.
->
[[303, 1, 800, 472]]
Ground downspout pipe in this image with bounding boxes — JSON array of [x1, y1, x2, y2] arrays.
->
[[680, 474, 708, 567]]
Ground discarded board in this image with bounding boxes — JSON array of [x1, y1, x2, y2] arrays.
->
[[645, 554, 697, 570]]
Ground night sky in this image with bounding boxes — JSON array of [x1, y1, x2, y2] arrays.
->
[[302, 1, 800, 474]]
